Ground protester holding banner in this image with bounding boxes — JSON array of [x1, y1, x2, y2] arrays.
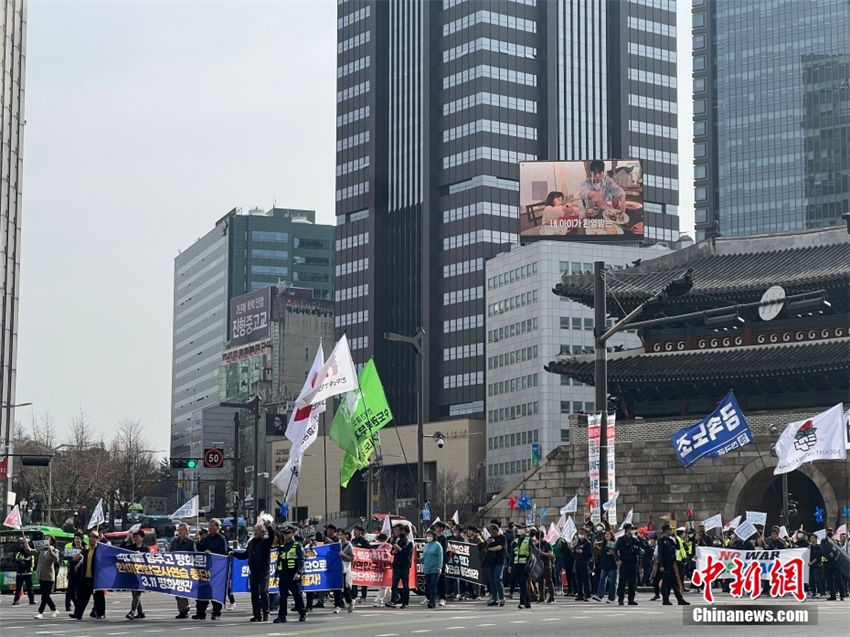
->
[[65, 534, 84, 612], [33, 535, 60, 619], [371, 533, 393, 607], [273, 525, 306, 623], [390, 524, 413, 608], [350, 526, 371, 604], [170, 523, 196, 619], [123, 529, 150, 620], [194, 519, 228, 621], [231, 521, 275, 622], [70, 530, 106, 620]]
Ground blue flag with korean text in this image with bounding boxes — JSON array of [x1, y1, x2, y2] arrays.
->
[[93, 544, 228, 603], [672, 391, 753, 468]]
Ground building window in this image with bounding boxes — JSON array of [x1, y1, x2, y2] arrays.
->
[[695, 164, 707, 180], [694, 121, 706, 136], [694, 78, 705, 93], [695, 208, 708, 223], [560, 401, 570, 414], [693, 34, 705, 49], [695, 187, 708, 201], [695, 143, 707, 158], [560, 429, 570, 442], [692, 12, 705, 28], [693, 56, 706, 71], [694, 99, 706, 115], [560, 375, 570, 386]]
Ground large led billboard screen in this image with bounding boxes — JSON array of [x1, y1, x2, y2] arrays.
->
[[519, 160, 644, 240]]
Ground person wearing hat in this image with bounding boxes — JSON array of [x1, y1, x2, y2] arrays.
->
[[614, 523, 641, 606], [658, 525, 688, 606], [274, 526, 306, 623]]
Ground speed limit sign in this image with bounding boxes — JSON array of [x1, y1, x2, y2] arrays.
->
[[203, 448, 224, 469]]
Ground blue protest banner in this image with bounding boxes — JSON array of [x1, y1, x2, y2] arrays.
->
[[93, 544, 228, 603], [672, 391, 753, 468], [301, 542, 343, 592], [230, 543, 343, 593], [230, 549, 278, 594]]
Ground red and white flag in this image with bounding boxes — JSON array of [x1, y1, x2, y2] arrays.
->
[[774, 404, 846, 475], [294, 334, 358, 408], [3, 504, 21, 529], [723, 514, 742, 531], [285, 343, 326, 454]]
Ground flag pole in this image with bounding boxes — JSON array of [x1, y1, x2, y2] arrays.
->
[[322, 410, 329, 523]]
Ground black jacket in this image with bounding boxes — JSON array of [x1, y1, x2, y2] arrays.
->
[[658, 535, 678, 566], [170, 536, 196, 552], [234, 534, 274, 576], [614, 535, 641, 564]]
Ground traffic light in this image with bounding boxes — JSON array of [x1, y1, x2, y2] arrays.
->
[[170, 458, 198, 469], [21, 456, 51, 467]]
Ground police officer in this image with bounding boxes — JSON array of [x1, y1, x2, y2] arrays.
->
[[273, 526, 306, 623], [512, 525, 532, 609], [614, 523, 641, 606], [658, 525, 689, 606]]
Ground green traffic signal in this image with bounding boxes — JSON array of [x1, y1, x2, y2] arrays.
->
[[187, 459, 197, 468]]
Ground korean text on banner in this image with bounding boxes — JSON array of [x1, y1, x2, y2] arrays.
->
[[587, 414, 616, 523], [672, 391, 753, 468], [353, 545, 416, 588], [331, 359, 394, 487], [93, 544, 229, 602]]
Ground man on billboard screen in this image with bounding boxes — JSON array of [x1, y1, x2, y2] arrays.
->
[[519, 159, 644, 240]]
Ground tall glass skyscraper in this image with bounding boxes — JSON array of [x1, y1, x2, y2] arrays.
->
[[693, 0, 850, 239], [335, 0, 680, 426]]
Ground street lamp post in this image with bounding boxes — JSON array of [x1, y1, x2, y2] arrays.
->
[[221, 395, 261, 521], [384, 328, 426, 528], [1, 401, 32, 515]]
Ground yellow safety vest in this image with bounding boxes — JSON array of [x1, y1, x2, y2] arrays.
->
[[280, 544, 298, 571], [676, 536, 687, 561], [514, 538, 531, 564]]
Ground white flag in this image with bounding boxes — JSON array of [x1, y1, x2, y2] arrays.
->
[[774, 404, 847, 475], [614, 529, 625, 539], [545, 523, 559, 544], [271, 451, 302, 506], [87, 498, 105, 529], [734, 520, 757, 541], [619, 509, 633, 530], [451, 510, 460, 524], [814, 529, 827, 540], [3, 504, 22, 529], [746, 511, 767, 527], [723, 515, 742, 531], [601, 490, 620, 511], [480, 527, 491, 540], [170, 495, 199, 520], [560, 496, 577, 514], [294, 334, 358, 408], [557, 513, 567, 530], [561, 516, 577, 542], [701, 513, 722, 531], [778, 525, 789, 539], [381, 514, 392, 537], [285, 344, 326, 454]]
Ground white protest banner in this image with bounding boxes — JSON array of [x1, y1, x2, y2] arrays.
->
[[87, 498, 105, 529], [746, 511, 767, 527], [170, 495, 199, 520], [587, 414, 615, 523], [285, 343, 326, 454], [695, 546, 810, 582], [778, 525, 789, 540], [561, 516, 577, 542], [294, 334, 358, 408], [774, 404, 847, 475], [814, 529, 827, 540], [560, 496, 577, 515], [734, 520, 758, 541], [724, 515, 742, 531], [557, 513, 567, 530], [702, 513, 722, 531]]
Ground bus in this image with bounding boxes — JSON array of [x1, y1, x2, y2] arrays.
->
[[0, 525, 80, 593], [133, 515, 176, 540]]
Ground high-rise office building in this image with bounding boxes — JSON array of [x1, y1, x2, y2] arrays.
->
[[0, 0, 27, 512], [692, 0, 850, 239], [334, 0, 679, 426], [170, 208, 334, 464]]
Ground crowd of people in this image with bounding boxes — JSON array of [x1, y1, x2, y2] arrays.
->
[[6, 515, 849, 624]]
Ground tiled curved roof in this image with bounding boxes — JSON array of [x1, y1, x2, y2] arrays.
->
[[544, 337, 850, 384], [554, 226, 850, 309]]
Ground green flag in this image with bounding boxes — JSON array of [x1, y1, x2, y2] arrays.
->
[[330, 359, 394, 486]]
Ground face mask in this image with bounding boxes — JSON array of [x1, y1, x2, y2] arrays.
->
[[518, 530, 526, 537], [425, 536, 433, 543]]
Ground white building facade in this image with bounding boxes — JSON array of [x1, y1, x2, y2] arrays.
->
[[484, 240, 670, 494]]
